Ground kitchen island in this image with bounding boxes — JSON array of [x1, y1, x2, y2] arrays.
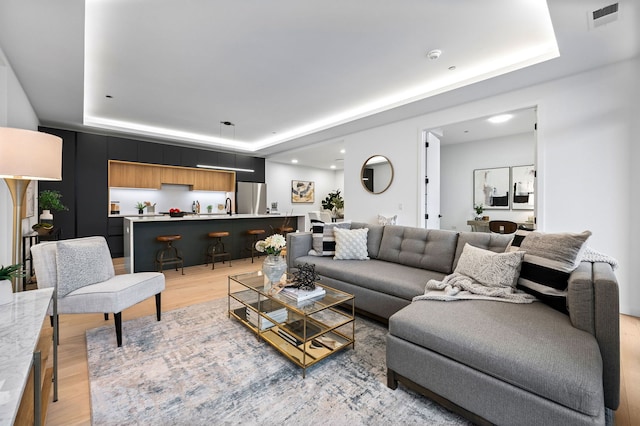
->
[[124, 214, 304, 273]]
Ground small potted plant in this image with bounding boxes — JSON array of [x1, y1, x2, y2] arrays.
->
[[0, 264, 24, 304], [207, 205, 213, 213], [135, 202, 147, 214], [38, 189, 68, 222], [473, 203, 484, 220]]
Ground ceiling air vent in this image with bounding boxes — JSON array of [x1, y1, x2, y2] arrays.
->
[[588, 3, 619, 29]]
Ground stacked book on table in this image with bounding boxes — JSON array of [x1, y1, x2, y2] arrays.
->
[[277, 320, 322, 346], [279, 285, 326, 302], [245, 300, 287, 331]]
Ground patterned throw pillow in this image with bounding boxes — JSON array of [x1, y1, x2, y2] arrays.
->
[[506, 229, 591, 313], [333, 228, 370, 260], [309, 220, 351, 256], [56, 239, 114, 296], [455, 243, 524, 288], [378, 214, 397, 225]]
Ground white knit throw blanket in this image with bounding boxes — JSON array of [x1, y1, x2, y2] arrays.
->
[[582, 246, 619, 270], [413, 272, 537, 304]]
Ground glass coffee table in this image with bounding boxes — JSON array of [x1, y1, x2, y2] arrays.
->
[[228, 271, 355, 377]]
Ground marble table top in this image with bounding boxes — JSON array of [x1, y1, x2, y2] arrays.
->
[[0, 288, 54, 425]]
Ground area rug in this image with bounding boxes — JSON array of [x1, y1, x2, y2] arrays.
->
[[87, 298, 469, 425]]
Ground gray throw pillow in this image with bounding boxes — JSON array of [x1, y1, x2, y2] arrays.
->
[[455, 243, 524, 288], [56, 239, 114, 296]]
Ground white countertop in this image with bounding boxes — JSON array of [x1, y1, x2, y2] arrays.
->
[[123, 213, 303, 223], [0, 288, 54, 425]]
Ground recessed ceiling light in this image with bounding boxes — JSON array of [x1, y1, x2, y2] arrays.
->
[[105, 95, 113, 98], [487, 114, 514, 124], [340, 149, 346, 154], [330, 165, 336, 169], [291, 159, 298, 164], [448, 66, 456, 71]]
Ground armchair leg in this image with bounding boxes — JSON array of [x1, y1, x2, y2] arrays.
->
[[104, 313, 109, 320], [114, 312, 122, 347], [155, 293, 162, 321]]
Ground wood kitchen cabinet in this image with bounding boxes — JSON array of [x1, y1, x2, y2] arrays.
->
[[109, 161, 161, 189], [109, 160, 235, 191]]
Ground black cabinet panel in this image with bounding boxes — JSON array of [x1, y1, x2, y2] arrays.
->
[[162, 145, 182, 166], [107, 235, 124, 258], [108, 217, 124, 236], [180, 147, 202, 168], [235, 155, 265, 182], [76, 133, 108, 238], [252, 157, 265, 182], [217, 152, 235, 168], [108, 137, 138, 161], [138, 141, 163, 164]]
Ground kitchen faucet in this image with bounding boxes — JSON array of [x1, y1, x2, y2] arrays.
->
[[225, 197, 232, 216]]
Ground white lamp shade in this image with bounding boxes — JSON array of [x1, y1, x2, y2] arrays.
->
[[0, 127, 62, 180]]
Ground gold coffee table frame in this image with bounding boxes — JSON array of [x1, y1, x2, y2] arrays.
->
[[228, 271, 355, 378]]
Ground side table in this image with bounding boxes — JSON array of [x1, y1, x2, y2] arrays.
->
[[22, 228, 61, 290]]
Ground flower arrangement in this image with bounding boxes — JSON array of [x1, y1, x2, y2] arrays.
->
[[255, 233, 286, 256], [474, 203, 484, 215]]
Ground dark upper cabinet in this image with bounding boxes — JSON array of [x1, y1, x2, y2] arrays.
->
[[76, 133, 108, 238], [138, 141, 163, 164], [235, 155, 265, 183], [162, 145, 182, 166], [180, 147, 202, 168], [217, 152, 235, 169], [108, 137, 138, 161], [38, 127, 77, 240]]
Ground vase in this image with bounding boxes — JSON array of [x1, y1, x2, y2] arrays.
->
[[0, 279, 13, 305], [262, 254, 287, 288]]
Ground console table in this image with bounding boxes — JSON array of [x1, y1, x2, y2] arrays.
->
[[0, 288, 58, 425], [466, 220, 535, 232]]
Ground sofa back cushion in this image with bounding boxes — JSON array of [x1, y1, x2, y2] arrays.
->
[[377, 226, 458, 273], [351, 221, 384, 259]]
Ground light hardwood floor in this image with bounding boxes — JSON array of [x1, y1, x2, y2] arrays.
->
[[42, 258, 639, 425]]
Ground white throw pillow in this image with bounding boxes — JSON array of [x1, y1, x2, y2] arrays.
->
[[377, 214, 397, 225], [333, 228, 370, 260], [455, 243, 524, 288]]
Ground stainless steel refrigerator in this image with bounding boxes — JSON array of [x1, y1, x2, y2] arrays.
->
[[236, 182, 267, 214]]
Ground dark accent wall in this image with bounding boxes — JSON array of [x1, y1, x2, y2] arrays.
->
[[38, 127, 266, 257]]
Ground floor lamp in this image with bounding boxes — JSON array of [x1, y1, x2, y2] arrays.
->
[[0, 127, 62, 292]]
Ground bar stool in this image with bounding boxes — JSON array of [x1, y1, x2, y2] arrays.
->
[[155, 235, 184, 274], [246, 229, 266, 263], [276, 226, 294, 236], [205, 231, 231, 270]]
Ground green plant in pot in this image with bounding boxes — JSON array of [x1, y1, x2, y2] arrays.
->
[[35, 189, 68, 233], [135, 202, 147, 214], [0, 264, 25, 303], [473, 203, 484, 220], [321, 189, 345, 218]]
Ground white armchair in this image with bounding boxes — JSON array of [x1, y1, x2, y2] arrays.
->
[[31, 236, 165, 347]]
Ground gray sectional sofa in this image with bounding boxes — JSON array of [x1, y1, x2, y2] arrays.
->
[[286, 222, 619, 426]]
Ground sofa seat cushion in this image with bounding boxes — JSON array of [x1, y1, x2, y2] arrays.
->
[[294, 256, 445, 301], [389, 300, 604, 416]]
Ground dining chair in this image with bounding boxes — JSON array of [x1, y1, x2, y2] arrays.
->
[[31, 236, 165, 347]]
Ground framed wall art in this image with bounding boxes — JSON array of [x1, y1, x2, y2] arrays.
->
[[511, 165, 535, 210], [473, 167, 510, 210], [21, 180, 35, 218], [291, 180, 315, 203]]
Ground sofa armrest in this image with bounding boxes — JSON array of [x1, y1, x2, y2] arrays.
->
[[568, 261, 620, 410], [593, 262, 620, 410], [286, 232, 312, 269]]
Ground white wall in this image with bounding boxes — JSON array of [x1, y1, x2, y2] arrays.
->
[[265, 161, 342, 231], [341, 58, 638, 316], [441, 132, 535, 232], [0, 46, 40, 266]]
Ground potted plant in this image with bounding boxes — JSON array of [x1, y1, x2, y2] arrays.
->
[[135, 202, 147, 214], [39, 189, 68, 221], [473, 203, 484, 220], [207, 205, 213, 213], [321, 189, 345, 218], [0, 264, 24, 304]]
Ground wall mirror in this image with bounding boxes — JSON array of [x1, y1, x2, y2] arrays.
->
[[361, 155, 394, 194]]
